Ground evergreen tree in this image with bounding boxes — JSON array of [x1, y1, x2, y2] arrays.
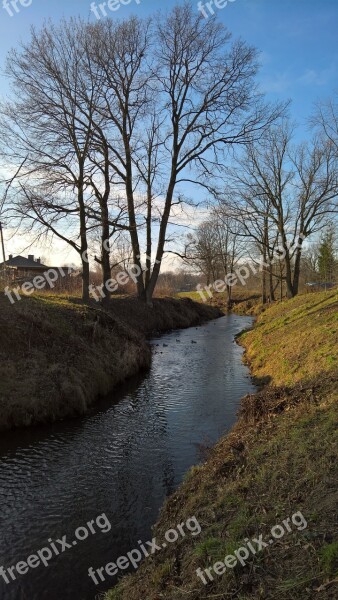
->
[[318, 227, 336, 282]]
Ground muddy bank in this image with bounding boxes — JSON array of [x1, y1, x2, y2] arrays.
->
[[0, 295, 222, 431]]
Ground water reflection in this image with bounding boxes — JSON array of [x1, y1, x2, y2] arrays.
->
[[0, 315, 255, 600]]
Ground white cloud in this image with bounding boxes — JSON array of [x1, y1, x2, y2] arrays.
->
[[259, 72, 291, 94], [298, 65, 337, 86], [2, 226, 79, 267]]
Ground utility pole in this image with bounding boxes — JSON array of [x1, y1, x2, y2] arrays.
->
[[0, 158, 28, 284], [0, 221, 6, 282]]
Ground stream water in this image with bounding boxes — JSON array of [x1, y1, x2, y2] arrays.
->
[[0, 314, 256, 600]]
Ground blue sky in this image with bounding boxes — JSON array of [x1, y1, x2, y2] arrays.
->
[[0, 0, 337, 264], [0, 0, 337, 135]]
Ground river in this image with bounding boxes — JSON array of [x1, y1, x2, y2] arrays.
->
[[0, 314, 256, 600]]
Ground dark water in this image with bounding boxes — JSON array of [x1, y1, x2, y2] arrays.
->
[[0, 315, 256, 600]]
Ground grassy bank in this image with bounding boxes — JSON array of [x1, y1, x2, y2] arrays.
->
[[105, 291, 338, 600], [0, 294, 221, 431], [177, 289, 262, 314]]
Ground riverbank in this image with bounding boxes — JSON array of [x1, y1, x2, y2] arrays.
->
[[0, 294, 221, 431], [177, 289, 262, 314], [104, 290, 338, 600]]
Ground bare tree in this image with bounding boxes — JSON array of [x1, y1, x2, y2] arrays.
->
[[226, 121, 338, 298], [141, 3, 282, 304], [290, 138, 337, 293], [186, 220, 222, 284], [88, 3, 283, 304], [1, 19, 101, 300], [184, 209, 242, 306], [1, 4, 283, 306], [212, 207, 244, 306], [220, 186, 280, 303], [88, 16, 151, 300], [311, 93, 338, 153]]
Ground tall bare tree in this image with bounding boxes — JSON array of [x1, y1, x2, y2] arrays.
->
[[311, 93, 338, 154], [225, 121, 338, 298], [1, 4, 283, 305], [1, 19, 101, 300], [186, 220, 222, 285], [142, 3, 282, 303], [88, 3, 282, 304], [87, 16, 151, 299], [1, 18, 133, 303], [212, 207, 244, 306]]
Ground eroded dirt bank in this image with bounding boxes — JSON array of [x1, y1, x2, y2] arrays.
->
[[0, 295, 222, 431]]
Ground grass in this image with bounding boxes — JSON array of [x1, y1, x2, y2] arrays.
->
[[319, 543, 338, 577], [177, 291, 206, 302], [103, 291, 338, 600], [241, 290, 338, 385], [177, 289, 262, 315], [0, 293, 221, 431]]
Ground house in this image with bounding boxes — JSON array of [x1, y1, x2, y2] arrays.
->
[[1, 253, 80, 294], [0, 254, 49, 280], [305, 282, 336, 292]]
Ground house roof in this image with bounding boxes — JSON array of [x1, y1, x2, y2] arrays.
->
[[305, 282, 336, 288], [0, 255, 48, 269]]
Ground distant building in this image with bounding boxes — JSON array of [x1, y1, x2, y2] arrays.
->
[[305, 282, 336, 291], [0, 253, 79, 294], [0, 254, 75, 280], [0, 254, 48, 279]]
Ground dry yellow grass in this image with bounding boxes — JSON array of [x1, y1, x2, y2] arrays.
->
[[241, 290, 338, 385], [0, 294, 221, 431]]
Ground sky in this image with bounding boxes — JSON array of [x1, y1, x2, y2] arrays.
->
[[0, 0, 337, 266]]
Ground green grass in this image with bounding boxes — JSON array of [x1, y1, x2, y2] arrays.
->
[[319, 542, 338, 577], [241, 290, 338, 385], [176, 291, 205, 302], [176, 289, 261, 310]]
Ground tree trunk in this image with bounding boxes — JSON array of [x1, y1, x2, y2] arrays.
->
[[292, 243, 303, 297], [144, 174, 176, 303], [261, 269, 267, 304], [269, 264, 275, 302], [124, 120, 145, 298], [281, 233, 295, 299], [226, 283, 233, 309], [285, 266, 294, 298], [261, 219, 269, 303], [145, 182, 152, 289], [100, 147, 112, 308], [81, 254, 90, 302], [100, 219, 111, 308], [78, 169, 89, 302]]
